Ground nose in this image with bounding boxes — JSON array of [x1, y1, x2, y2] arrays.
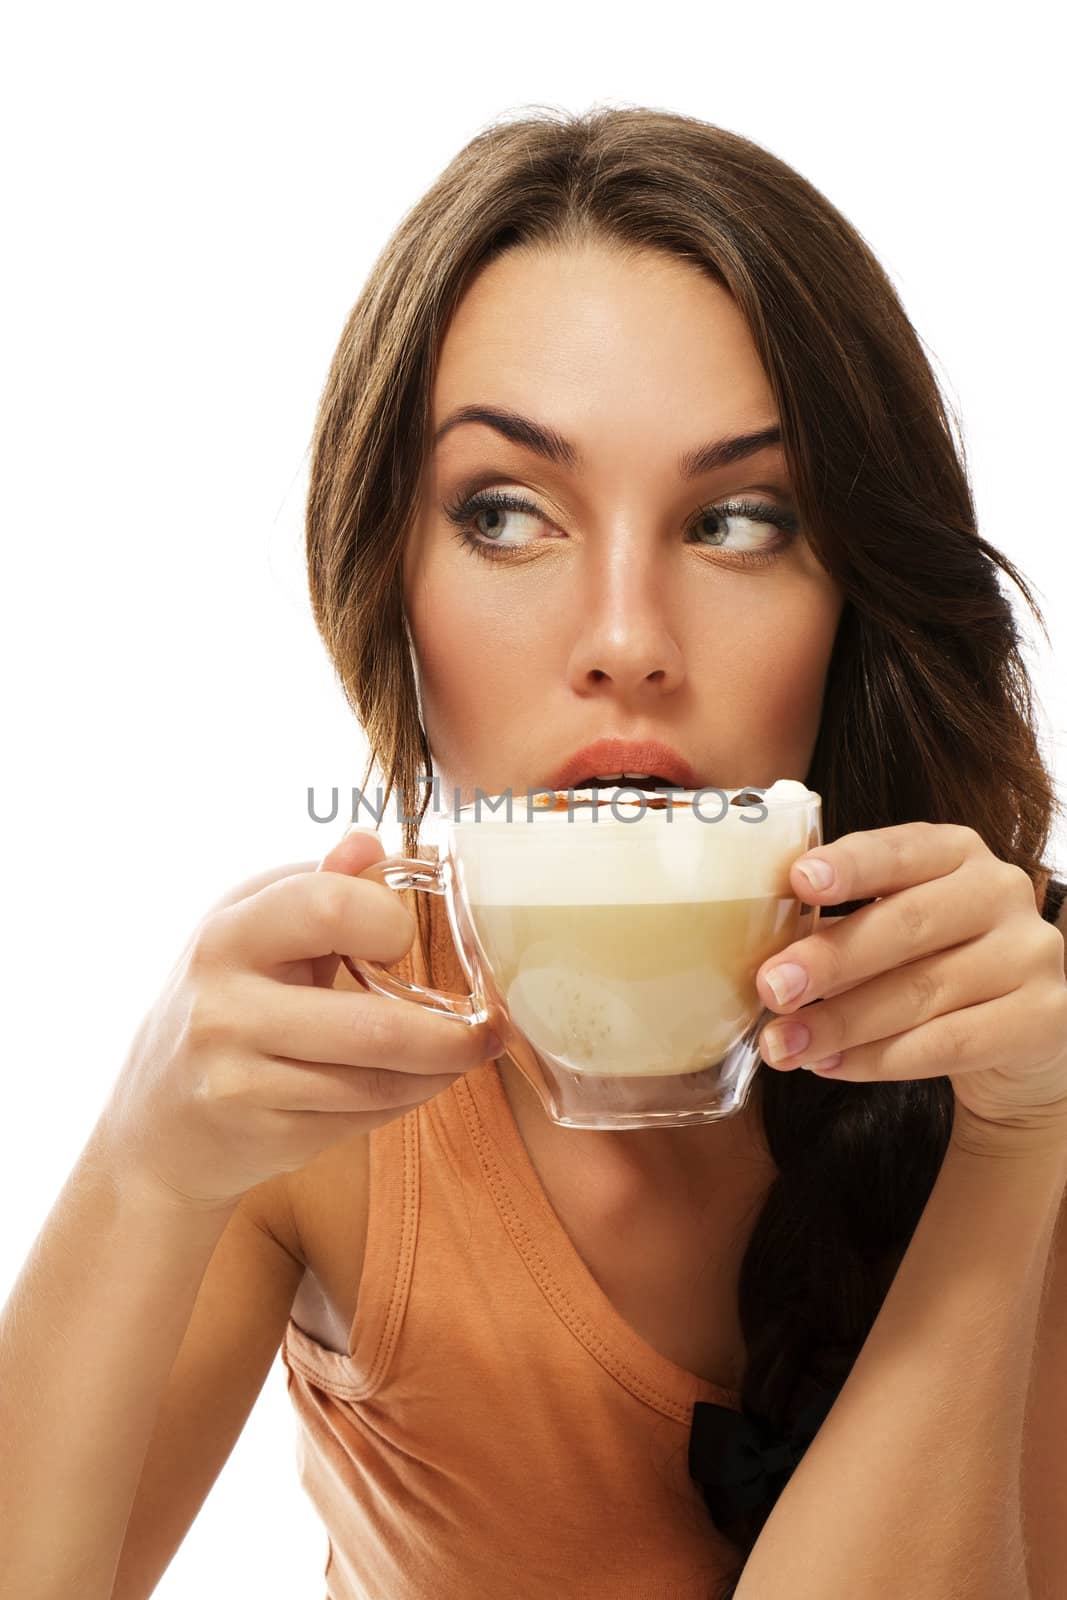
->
[[566, 553, 686, 698]]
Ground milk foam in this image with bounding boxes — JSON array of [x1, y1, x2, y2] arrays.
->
[[452, 780, 820, 906]]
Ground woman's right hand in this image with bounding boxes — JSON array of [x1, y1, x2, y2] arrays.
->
[[96, 828, 503, 1212]]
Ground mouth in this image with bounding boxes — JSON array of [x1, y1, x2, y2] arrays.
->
[[567, 774, 687, 792], [546, 738, 699, 793]]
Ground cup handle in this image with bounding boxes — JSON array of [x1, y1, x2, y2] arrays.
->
[[340, 855, 489, 1029]]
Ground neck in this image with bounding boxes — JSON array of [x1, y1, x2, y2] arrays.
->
[[496, 1053, 776, 1198]]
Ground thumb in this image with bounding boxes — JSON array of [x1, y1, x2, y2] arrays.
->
[[316, 824, 387, 876], [311, 825, 390, 989]]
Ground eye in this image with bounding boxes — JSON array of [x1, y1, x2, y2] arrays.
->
[[442, 487, 801, 567], [443, 488, 546, 557], [685, 498, 801, 561]]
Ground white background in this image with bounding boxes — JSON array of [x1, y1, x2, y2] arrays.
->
[[2, 4, 1063, 1596]]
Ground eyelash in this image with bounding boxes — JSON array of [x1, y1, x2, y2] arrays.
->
[[442, 487, 801, 567]]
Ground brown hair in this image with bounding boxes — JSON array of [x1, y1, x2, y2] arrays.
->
[[305, 105, 1063, 1596]]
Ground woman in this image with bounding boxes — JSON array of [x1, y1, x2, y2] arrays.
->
[[3, 107, 1066, 1600]]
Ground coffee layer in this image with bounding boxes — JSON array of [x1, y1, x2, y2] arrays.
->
[[469, 896, 802, 1076]]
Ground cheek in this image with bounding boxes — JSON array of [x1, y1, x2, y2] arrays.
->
[[410, 530, 564, 666], [421, 622, 545, 727], [696, 587, 839, 741], [766, 611, 839, 749], [406, 555, 538, 720]]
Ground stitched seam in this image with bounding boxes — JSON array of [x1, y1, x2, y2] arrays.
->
[[454, 1076, 708, 1423], [362, 1108, 418, 1393], [282, 1338, 361, 1400], [280, 1108, 417, 1402]]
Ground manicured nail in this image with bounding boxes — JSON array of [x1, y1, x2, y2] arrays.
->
[[796, 857, 834, 891], [762, 1020, 811, 1064], [763, 962, 808, 1006], [800, 1053, 844, 1071]]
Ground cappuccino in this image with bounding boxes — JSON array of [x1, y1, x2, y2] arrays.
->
[[470, 894, 801, 1076], [452, 782, 819, 1079]]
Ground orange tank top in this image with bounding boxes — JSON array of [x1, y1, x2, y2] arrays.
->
[[280, 845, 744, 1599]]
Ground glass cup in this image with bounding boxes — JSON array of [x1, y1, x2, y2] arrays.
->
[[342, 782, 822, 1130]]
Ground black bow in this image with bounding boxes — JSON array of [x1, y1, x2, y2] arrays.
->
[[688, 1384, 839, 1530]]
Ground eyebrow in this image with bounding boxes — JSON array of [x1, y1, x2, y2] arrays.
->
[[430, 404, 783, 480]]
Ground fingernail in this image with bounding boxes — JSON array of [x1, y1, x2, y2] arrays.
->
[[800, 1053, 844, 1072], [763, 962, 808, 1006], [762, 1020, 811, 1064], [796, 857, 834, 891]]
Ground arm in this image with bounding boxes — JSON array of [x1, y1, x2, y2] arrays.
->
[[0, 1117, 241, 1599], [733, 1117, 1067, 1600]]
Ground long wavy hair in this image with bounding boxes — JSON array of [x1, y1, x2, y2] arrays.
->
[[304, 105, 1063, 1597]]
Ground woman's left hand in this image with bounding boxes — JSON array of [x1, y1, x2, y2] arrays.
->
[[756, 823, 1067, 1143]]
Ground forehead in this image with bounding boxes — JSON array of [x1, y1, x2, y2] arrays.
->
[[431, 244, 776, 432]]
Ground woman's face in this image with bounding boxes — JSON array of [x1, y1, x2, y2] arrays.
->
[[404, 242, 844, 809]]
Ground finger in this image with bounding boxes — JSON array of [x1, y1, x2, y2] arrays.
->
[[244, 976, 503, 1073], [258, 1057, 475, 1113], [197, 838, 388, 972], [203, 860, 321, 919], [202, 863, 415, 973], [759, 924, 1023, 1068], [794, 987, 1059, 1085], [787, 821, 990, 910], [757, 860, 1033, 1013], [311, 827, 387, 989], [317, 825, 385, 875]]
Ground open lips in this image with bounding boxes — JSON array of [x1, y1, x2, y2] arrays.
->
[[569, 773, 685, 790]]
